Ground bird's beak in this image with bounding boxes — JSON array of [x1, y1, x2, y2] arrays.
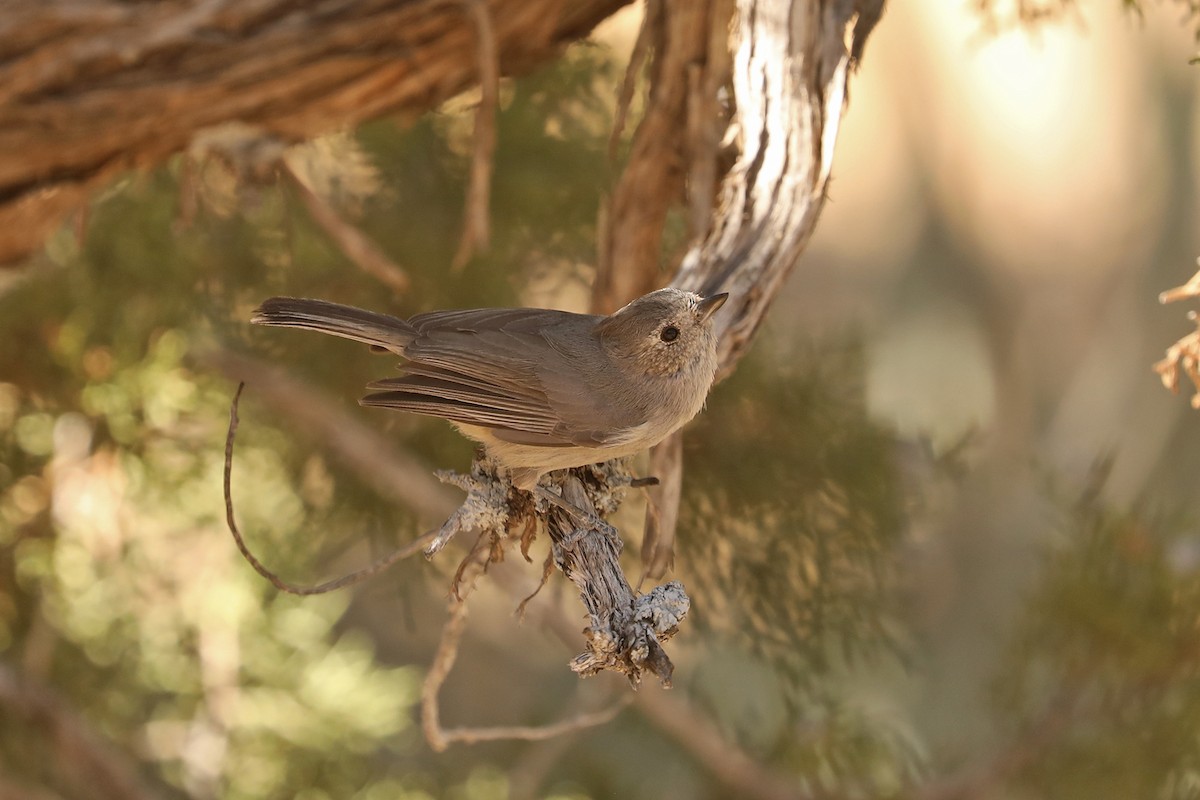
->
[[697, 292, 729, 322]]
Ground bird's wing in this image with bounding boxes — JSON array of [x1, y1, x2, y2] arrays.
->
[[360, 308, 619, 447]]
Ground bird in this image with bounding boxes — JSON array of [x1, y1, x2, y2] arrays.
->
[[251, 287, 728, 492]]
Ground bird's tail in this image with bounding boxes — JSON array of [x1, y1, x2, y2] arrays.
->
[[251, 297, 416, 354]]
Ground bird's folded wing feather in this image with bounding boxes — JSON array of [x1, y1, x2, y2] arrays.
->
[[360, 308, 621, 447]]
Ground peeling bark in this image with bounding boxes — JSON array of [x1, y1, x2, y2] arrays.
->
[[619, 0, 885, 575], [671, 0, 886, 377]]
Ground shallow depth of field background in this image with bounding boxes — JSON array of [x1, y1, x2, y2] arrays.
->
[[2, 2, 1199, 798]]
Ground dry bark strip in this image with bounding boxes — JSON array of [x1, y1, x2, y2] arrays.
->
[[0, 0, 632, 267], [628, 0, 885, 576], [670, 0, 885, 373]]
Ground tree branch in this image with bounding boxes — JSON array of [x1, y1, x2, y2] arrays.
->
[[671, 0, 885, 380], [0, 0, 633, 267]]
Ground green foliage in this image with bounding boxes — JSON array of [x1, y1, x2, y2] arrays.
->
[[678, 339, 920, 794], [992, 470, 1200, 799], [682, 339, 906, 686]]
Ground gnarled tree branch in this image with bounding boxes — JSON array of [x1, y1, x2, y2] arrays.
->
[[0, 0, 633, 267]]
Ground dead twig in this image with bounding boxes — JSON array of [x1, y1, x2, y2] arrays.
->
[[548, 473, 689, 687], [199, 347, 460, 521], [434, 694, 633, 750], [1159, 266, 1200, 304], [451, 0, 500, 272], [224, 382, 435, 594], [280, 160, 410, 294], [421, 529, 492, 751], [1155, 264, 1200, 408]]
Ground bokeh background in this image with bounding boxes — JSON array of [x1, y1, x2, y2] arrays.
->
[[2, 1, 1200, 798]]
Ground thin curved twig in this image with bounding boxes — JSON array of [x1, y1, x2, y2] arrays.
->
[[224, 382, 435, 595], [421, 529, 492, 751], [437, 696, 634, 748]]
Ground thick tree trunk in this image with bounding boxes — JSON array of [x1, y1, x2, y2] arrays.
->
[[0, 0, 631, 267]]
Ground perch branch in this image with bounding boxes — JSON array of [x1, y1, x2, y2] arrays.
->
[[546, 473, 689, 687]]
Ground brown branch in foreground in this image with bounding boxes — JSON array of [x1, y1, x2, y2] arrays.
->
[[224, 382, 435, 594], [451, 0, 501, 272], [280, 160, 411, 294], [0, 0, 631, 268], [0, 663, 163, 800]]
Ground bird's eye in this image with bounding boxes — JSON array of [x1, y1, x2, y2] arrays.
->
[[660, 325, 680, 343]]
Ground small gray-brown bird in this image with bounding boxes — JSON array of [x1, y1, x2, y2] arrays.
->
[[251, 288, 727, 491]]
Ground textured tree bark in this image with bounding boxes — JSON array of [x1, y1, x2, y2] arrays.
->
[[618, 0, 885, 578], [537, 0, 887, 672], [670, 0, 884, 373], [590, 0, 734, 315], [547, 475, 688, 686], [0, 0, 631, 267]]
